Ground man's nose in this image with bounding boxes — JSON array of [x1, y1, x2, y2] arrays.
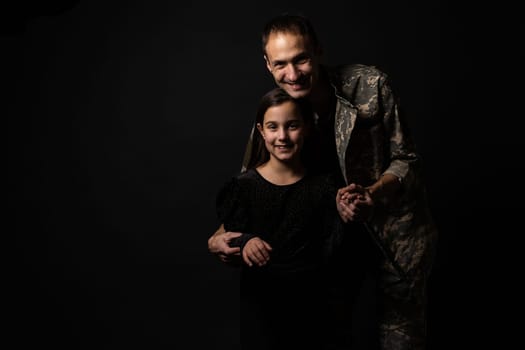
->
[[285, 64, 300, 81]]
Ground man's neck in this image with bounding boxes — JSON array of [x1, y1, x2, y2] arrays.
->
[[309, 70, 335, 121]]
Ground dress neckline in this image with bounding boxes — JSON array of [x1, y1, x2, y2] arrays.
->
[[253, 168, 306, 187]]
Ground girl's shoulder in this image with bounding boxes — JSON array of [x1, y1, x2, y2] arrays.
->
[[235, 168, 261, 185]]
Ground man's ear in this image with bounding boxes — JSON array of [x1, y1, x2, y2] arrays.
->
[[264, 55, 272, 73], [315, 44, 323, 57], [256, 123, 265, 139]]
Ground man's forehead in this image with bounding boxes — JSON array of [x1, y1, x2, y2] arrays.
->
[[265, 33, 312, 60], [267, 32, 310, 48]]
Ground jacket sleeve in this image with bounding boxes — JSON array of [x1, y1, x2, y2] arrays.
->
[[380, 75, 420, 188]]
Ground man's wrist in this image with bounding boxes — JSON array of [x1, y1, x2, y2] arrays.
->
[[368, 174, 401, 203], [366, 178, 382, 202]]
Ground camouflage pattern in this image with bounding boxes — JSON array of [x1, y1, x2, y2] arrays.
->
[[329, 64, 438, 280], [241, 63, 438, 349], [330, 64, 438, 349]]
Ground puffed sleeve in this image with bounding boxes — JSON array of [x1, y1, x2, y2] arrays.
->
[[216, 177, 246, 231], [216, 177, 255, 249]]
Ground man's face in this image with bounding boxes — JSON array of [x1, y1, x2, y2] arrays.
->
[[264, 32, 320, 99]]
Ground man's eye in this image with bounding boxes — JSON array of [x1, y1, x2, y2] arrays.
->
[[292, 55, 310, 65]]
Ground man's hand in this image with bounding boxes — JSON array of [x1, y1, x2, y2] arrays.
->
[[208, 224, 242, 263]]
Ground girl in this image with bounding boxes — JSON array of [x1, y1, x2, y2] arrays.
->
[[216, 87, 344, 350]]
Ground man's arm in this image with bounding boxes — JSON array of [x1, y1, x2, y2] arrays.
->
[[208, 223, 242, 263]]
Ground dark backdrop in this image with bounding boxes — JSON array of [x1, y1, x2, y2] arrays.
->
[[5, 1, 521, 349]]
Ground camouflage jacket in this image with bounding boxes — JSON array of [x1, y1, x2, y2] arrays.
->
[[242, 64, 438, 284], [327, 64, 438, 285]]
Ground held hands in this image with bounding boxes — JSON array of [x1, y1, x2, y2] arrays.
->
[[336, 183, 374, 223], [242, 237, 272, 267]]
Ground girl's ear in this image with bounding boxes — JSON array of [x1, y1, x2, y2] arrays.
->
[[256, 123, 265, 139]]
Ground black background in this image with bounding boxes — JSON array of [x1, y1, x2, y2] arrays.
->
[[5, 1, 521, 349]]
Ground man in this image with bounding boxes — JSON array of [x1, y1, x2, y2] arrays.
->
[[209, 14, 438, 350]]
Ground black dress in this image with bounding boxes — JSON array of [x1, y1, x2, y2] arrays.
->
[[216, 169, 344, 350]]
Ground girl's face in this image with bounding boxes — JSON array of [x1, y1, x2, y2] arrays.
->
[[257, 100, 307, 164]]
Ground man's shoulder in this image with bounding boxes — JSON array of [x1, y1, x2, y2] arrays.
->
[[326, 63, 390, 102], [330, 63, 388, 82]]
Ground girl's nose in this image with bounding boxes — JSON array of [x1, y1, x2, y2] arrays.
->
[[277, 128, 288, 140]]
